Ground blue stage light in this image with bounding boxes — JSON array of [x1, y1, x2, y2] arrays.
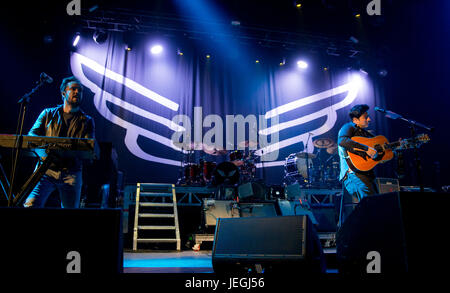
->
[[297, 60, 308, 69], [151, 45, 163, 55], [72, 33, 80, 47]]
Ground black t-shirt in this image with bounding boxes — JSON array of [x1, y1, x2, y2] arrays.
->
[[49, 111, 81, 171], [60, 112, 75, 137]]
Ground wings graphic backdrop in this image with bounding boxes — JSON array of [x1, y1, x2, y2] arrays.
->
[[71, 33, 386, 184]]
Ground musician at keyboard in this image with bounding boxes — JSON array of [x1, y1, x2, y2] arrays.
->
[[23, 76, 95, 208]]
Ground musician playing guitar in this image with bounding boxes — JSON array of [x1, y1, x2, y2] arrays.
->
[[337, 104, 378, 226], [23, 76, 95, 208]]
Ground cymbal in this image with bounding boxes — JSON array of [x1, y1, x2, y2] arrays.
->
[[203, 146, 228, 156], [237, 140, 258, 148], [313, 138, 335, 149], [182, 141, 204, 150], [295, 152, 317, 159]]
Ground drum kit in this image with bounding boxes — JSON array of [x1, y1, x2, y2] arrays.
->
[[177, 141, 259, 186], [283, 137, 340, 189], [178, 137, 340, 190]]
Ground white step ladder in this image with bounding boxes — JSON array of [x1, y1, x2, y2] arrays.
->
[[132, 183, 181, 251]]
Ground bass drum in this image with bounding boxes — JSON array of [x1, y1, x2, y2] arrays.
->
[[212, 161, 240, 186]]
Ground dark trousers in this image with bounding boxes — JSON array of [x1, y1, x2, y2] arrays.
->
[[24, 170, 82, 208], [338, 172, 378, 227]]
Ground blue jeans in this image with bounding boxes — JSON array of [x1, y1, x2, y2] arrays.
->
[[338, 172, 378, 226], [24, 170, 82, 208]]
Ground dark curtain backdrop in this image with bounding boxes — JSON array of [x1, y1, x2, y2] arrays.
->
[[69, 32, 384, 185]]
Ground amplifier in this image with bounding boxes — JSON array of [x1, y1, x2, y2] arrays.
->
[[376, 178, 400, 194], [203, 200, 239, 227]]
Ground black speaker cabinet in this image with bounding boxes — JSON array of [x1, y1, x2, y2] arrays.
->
[[212, 215, 325, 274], [0, 208, 123, 275], [336, 192, 450, 276]]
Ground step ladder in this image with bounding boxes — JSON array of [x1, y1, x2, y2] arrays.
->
[[133, 183, 181, 251]]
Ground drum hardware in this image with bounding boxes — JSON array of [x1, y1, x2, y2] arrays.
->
[[283, 137, 340, 189], [326, 144, 338, 155], [229, 150, 244, 166]]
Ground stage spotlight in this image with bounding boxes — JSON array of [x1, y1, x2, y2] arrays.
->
[[206, 54, 211, 59], [72, 33, 80, 47], [297, 60, 308, 69], [93, 30, 108, 44], [294, 1, 302, 8], [43, 34, 53, 44], [354, 13, 361, 19], [150, 44, 163, 55], [177, 49, 184, 56], [350, 74, 363, 89], [349, 36, 359, 44], [378, 69, 388, 77], [255, 60, 260, 64]]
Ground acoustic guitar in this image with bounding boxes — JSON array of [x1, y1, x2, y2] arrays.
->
[[347, 134, 430, 171]]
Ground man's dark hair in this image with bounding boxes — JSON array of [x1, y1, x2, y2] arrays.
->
[[349, 104, 369, 120], [60, 76, 82, 94]]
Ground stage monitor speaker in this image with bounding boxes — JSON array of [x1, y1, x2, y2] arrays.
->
[[375, 177, 400, 194], [336, 192, 450, 276], [212, 215, 325, 274], [238, 182, 267, 201], [0, 207, 123, 275]]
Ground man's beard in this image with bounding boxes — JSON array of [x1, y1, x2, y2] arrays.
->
[[67, 97, 81, 107]]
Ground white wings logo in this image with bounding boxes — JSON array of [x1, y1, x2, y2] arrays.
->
[[71, 52, 359, 168]]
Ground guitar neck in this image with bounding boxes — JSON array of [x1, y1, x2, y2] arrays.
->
[[386, 141, 401, 150]]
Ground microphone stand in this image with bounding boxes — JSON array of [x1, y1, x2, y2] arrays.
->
[[304, 132, 313, 188], [379, 110, 434, 193], [7, 78, 47, 207]]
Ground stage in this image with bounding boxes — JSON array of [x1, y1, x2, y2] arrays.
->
[[1, 0, 449, 284], [123, 249, 338, 274]]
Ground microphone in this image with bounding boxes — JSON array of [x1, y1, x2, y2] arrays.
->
[[40, 72, 53, 84], [374, 107, 402, 119], [374, 107, 386, 113]]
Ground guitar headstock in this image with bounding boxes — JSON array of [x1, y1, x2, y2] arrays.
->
[[398, 133, 430, 150], [416, 133, 430, 143]]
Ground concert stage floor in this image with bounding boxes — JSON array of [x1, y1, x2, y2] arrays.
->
[[123, 250, 214, 273], [123, 249, 338, 274]]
